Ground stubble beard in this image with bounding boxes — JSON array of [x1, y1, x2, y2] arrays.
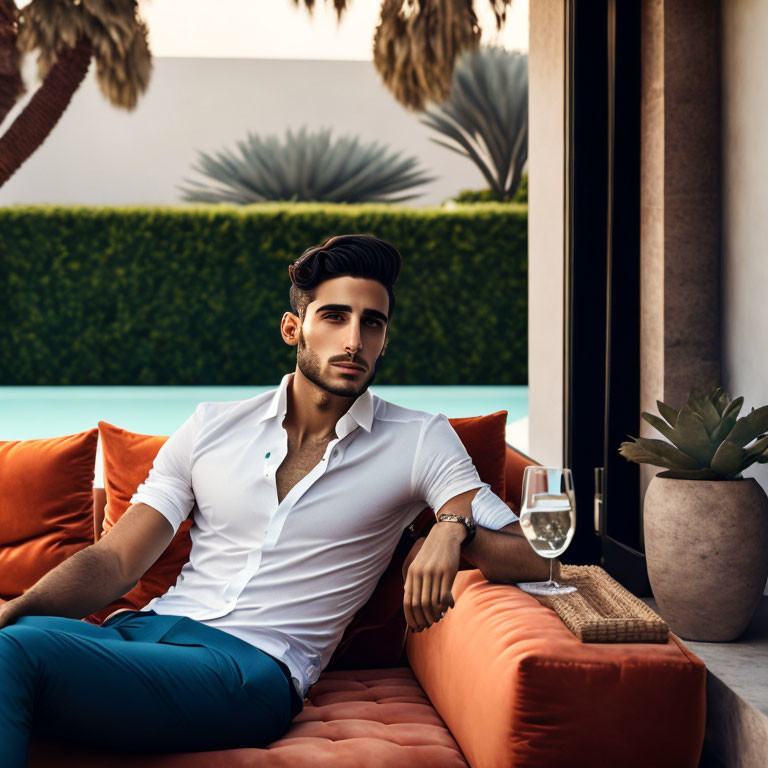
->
[[296, 329, 381, 399]]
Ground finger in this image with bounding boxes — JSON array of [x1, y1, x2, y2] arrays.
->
[[403, 599, 417, 632], [439, 572, 453, 614], [409, 572, 428, 631], [411, 573, 430, 631], [403, 572, 418, 631], [420, 573, 438, 628], [431, 573, 445, 621]]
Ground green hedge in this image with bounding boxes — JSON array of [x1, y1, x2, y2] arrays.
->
[[0, 203, 527, 385]]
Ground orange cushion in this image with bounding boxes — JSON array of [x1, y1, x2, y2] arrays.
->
[[504, 443, 538, 508], [0, 430, 97, 600], [448, 411, 507, 499], [407, 569, 707, 768], [328, 411, 509, 670], [83, 422, 193, 625], [29, 668, 467, 767]]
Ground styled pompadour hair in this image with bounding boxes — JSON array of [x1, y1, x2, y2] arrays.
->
[[288, 234, 402, 321]]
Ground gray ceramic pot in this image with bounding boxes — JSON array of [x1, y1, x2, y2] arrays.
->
[[644, 476, 768, 641]]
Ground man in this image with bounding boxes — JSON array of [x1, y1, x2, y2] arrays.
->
[[0, 234, 556, 763]]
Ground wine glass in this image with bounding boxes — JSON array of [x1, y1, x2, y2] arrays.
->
[[515, 466, 577, 596]]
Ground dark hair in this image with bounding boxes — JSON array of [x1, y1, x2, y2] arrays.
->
[[288, 234, 402, 321]]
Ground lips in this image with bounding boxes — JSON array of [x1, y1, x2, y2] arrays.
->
[[332, 363, 365, 372]]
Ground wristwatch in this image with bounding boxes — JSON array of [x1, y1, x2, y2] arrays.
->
[[436, 513, 477, 547]]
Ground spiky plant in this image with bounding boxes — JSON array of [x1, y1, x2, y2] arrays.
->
[[420, 46, 527, 202], [179, 125, 435, 205], [619, 387, 768, 480]]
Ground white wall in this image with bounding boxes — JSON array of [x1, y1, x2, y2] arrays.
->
[[526, 0, 564, 467], [721, 0, 768, 593], [0, 57, 488, 207]]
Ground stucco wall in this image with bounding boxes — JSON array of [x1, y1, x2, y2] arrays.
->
[[0, 57, 488, 207], [527, 0, 564, 467], [721, 0, 768, 593]]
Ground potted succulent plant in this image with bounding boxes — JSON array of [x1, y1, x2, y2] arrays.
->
[[619, 386, 768, 641]]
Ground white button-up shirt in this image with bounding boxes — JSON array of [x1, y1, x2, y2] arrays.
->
[[129, 373, 519, 697]]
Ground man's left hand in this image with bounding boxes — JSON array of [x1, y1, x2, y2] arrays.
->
[[403, 522, 465, 633]]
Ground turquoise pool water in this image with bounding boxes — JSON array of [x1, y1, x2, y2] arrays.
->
[[0, 385, 528, 441]]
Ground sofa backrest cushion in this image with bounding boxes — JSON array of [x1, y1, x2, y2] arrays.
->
[[504, 443, 539, 508], [0, 429, 98, 600], [83, 421, 193, 625], [445, 410, 508, 500]]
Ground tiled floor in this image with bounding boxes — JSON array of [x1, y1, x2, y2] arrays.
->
[[640, 596, 768, 768]]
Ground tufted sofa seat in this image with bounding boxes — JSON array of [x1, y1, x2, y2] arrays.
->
[[29, 668, 467, 768]]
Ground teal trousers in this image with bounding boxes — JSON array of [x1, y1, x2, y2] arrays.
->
[[0, 609, 303, 766]]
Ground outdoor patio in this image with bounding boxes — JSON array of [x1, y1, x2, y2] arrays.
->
[[1, 0, 767, 766]]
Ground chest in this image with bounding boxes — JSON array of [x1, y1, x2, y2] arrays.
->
[[275, 437, 333, 505]]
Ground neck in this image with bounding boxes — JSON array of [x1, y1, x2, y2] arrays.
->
[[283, 369, 355, 445]]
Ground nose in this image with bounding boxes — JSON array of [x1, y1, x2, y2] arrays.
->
[[344, 324, 363, 355]]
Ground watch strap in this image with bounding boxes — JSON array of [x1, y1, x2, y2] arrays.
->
[[436, 513, 477, 547]]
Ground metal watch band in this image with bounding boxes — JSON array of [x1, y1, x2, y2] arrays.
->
[[436, 513, 477, 547]]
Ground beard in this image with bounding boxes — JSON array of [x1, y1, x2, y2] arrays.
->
[[296, 328, 382, 398]]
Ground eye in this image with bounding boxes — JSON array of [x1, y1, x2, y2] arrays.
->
[[324, 313, 343, 321], [365, 318, 384, 328]]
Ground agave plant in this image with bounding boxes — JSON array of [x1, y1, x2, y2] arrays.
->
[[619, 387, 768, 480], [179, 126, 435, 205], [420, 46, 527, 202]]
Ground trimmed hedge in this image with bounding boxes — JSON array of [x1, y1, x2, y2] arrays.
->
[[0, 203, 527, 385]]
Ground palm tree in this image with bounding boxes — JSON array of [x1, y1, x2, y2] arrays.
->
[[0, 0, 152, 188], [294, 0, 515, 111]]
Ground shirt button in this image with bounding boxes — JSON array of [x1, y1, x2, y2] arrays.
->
[[265, 452, 271, 458]]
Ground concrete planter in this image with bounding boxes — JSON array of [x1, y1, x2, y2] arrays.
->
[[644, 476, 768, 641]]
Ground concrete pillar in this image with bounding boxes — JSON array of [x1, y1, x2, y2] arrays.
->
[[639, 0, 722, 497]]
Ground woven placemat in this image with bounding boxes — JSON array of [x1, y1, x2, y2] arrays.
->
[[528, 565, 669, 643]]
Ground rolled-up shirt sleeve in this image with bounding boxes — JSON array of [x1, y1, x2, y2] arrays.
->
[[411, 413, 519, 530], [129, 403, 205, 534]]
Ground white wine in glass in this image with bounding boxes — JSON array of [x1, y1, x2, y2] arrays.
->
[[516, 466, 577, 596]]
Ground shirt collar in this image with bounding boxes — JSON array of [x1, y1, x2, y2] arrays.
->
[[263, 372, 374, 435]]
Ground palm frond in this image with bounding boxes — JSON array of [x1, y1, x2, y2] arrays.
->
[[373, 0, 481, 111], [17, 0, 151, 109]]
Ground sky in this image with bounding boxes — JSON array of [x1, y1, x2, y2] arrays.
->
[[138, 0, 529, 60]]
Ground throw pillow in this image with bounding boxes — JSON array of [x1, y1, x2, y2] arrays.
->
[[0, 430, 98, 600], [83, 422, 193, 625]]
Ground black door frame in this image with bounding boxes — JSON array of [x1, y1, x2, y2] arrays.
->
[[563, 0, 650, 595]]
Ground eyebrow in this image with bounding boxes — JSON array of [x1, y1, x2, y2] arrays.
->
[[315, 304, 388, 324]]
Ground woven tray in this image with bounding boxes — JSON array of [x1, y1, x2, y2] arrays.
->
[[528, 564, 669, 643]]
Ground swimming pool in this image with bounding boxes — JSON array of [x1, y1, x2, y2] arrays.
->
[[0, 384, 529, 450]]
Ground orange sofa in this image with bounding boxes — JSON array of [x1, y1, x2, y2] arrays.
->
[[1, 422, 707, 767]]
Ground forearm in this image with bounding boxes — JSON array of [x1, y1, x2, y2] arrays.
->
[[460, 525, 559, 583], [8, 545, 134, 621]]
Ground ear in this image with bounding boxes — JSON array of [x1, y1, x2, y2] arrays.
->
[[381, 334, 389, 357], [281, 311, 301, 347]]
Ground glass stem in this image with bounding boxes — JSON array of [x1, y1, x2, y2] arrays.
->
[[548, 558, 554, 585]]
